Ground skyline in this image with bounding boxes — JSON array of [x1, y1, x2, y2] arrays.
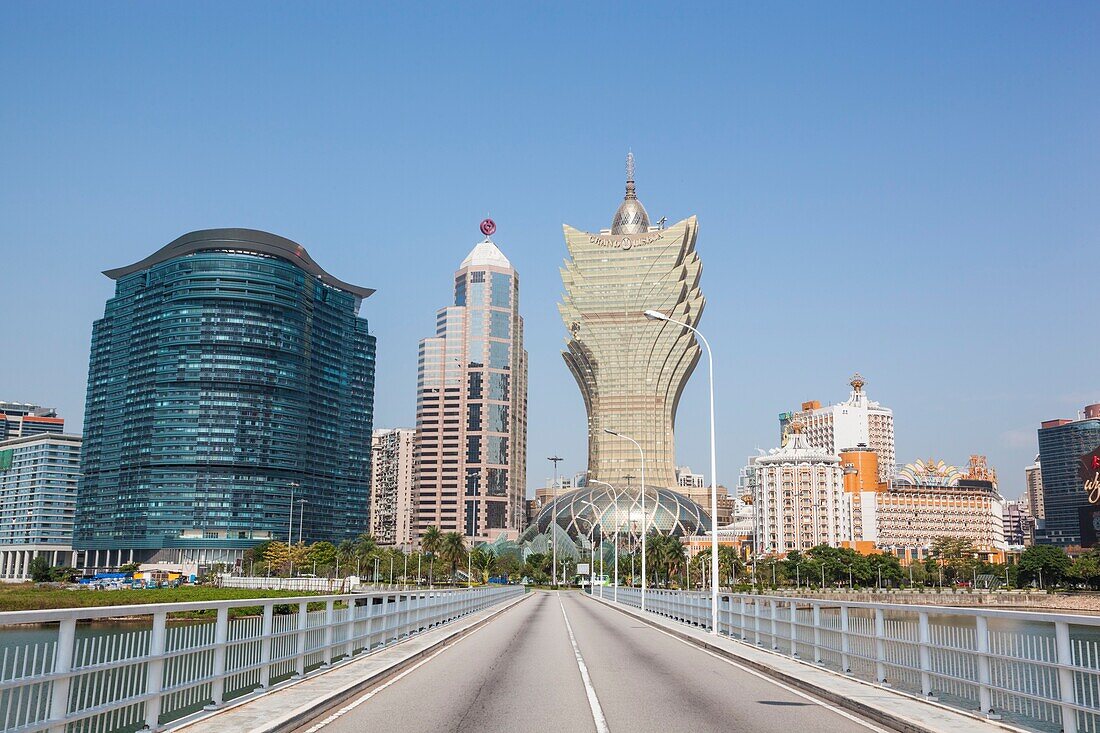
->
[[2, 4, 1098, 497]]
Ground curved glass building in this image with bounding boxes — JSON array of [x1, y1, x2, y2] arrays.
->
[[76, 229, 376, 571], [522, 485, 711, 543]]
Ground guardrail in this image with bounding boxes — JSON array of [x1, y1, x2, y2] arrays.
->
[[601, 587, 1100, 733], [0, 585, 523, 733]]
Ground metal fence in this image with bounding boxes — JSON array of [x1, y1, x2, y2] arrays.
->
[[601, 587, 1100, 733], [0, 585, 523, 733]]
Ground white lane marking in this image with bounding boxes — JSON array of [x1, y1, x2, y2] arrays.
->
[[301, 598, 523, 732], [559, 596, 610, 733], [602, 603, 891, 733]]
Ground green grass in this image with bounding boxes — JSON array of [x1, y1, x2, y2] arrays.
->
[[0, 584, 325, 617]]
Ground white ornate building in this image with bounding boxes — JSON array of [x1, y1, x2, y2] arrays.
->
[[791, 374, 895, 484], [750, 422, 851, 555]]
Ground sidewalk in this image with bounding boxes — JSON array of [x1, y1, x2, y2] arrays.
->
[[174, 591, 531, 733], [586, 593, 1028, 733]]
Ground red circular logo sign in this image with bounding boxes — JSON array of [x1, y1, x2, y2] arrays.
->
[[480, 219, 496, 236]]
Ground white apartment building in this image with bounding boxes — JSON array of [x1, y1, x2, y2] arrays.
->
[[369, 428, 417, 549], [675, 466, 705, 489], [791, 374, 895, 485], [1024, 457, 1044, 521], [750, 422, 851, 555], [0, 433, 81, 580]]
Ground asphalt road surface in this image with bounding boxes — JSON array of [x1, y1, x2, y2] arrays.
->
[[294, 590, 896, 733]]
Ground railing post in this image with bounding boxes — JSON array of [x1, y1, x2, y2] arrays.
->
[[874, 607, 889, 685], [770, 600, 779, 650], [294, 601, 308, 678], [917, 612, 936, 699], [754, 598, 762, 646], [812, 603, 822, 664], [789, 601, 798, 658], [47, 617, 76, 733], [259, 603, 274, 689], [207, 607, 229, 708], [975, 615, 998, 718], [840, 604, 852, 674], [143, 610, 168, 731], [345, 599, 358, 657], [1055, 620, 1079, 733], [322, 600, 335, 665]]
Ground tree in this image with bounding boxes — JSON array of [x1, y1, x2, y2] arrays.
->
[[495, 553, 522, 582], [470, 546, 495, 583], [118, 562, 142, 575], [440, 532, 467, 581], [1068, 551, 1100, 590], [28, 555, 52, 582], [1018, 545, 1072, 587], [307, 541, 337, 572], [421, 527, 443, 559], [524, 552, 551, 584], [929, 537, 978, 584]]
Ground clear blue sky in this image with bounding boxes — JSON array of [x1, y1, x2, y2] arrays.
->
[[2, 3, 1097, 499]]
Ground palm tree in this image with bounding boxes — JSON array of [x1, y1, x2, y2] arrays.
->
[[440, 532, 468, 582], [421, 526, 443, 559], [470, 546, 495, 583]]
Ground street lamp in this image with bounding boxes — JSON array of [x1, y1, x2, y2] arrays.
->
[[603, 428, 647, 612], [548, 456, 564, 588], [644, 309, 720, 635], [588, 477, 619, 602], [296, 499, 308, 545]]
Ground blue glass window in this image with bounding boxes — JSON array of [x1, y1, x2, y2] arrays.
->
[[490, 273, 511, 308], [489, 342, 510, 369]]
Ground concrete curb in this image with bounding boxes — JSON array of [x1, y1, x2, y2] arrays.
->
[[586, 593, 1027, 733], [178, 591, 531, 733]]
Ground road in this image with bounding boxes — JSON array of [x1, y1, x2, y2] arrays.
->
[[294, 590, 895, 733]]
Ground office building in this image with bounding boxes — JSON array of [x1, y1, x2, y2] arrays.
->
[[788, 374, 895, 484], [676, 466, 705, 489], [0, 402, 64, 440], [750, 421, 851, 555], [1024, 457, 1045, 522], [1002, 500, 1034, 547], [415, 225, 528, 543], [76, 229, 376, 572], [370, 428, 417, 549], [559, 154, 705, 491], [0, 433, 81, 580], [1036, 405, 1100, 548]]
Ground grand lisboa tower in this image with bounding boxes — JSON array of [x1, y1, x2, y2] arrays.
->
[[526, 154, 711, 546]]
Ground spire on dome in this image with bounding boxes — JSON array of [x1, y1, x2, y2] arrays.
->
[[610, 151, 650, 235]]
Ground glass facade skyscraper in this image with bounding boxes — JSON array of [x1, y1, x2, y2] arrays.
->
[[415, 233, 528, 542], [1035, 406, 1100, 548], [76, 228, 376, 570]]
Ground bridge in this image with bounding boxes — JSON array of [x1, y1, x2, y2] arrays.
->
[[1, 586, 1098, 733]]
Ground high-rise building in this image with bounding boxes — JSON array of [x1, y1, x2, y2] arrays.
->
[[1024, 457, 1045, 522], [1035, 405, 1100, 548], [0, 402, 64, 440], [559, 154, 704, 490], [76, 229, 376, 572], [676, 466, 705, 489], [750, 421, 851, 555], [1002, 500, 1034, 547], [0, 433, 81, 580], [370, 428, 417, 549], [789, 374, 895, 484], [414, 225, 527, 543]]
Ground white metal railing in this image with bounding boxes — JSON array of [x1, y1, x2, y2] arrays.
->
[[600, 587, 1100, 733], [0, 585, 523, 733]]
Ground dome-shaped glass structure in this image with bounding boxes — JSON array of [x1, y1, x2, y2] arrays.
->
[[522, 485, 711, 542]]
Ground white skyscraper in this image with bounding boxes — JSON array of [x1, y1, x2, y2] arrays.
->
[[370, 428, 417, 549], [791, 373, 895, 484]]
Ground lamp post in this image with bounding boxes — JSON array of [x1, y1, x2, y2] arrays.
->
[[548, 456, 564, 588], [296, 499, 307, 545], [588, 477, 619, 603], [286, 482, 299, 545], [644, 309, 719, 634], [603, 428, 646, 612]]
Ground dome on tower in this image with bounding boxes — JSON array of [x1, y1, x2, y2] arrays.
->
[[610, 152, 651, 235]]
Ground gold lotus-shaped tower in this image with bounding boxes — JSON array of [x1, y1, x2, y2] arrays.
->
[[558, 154, 705, 489]]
